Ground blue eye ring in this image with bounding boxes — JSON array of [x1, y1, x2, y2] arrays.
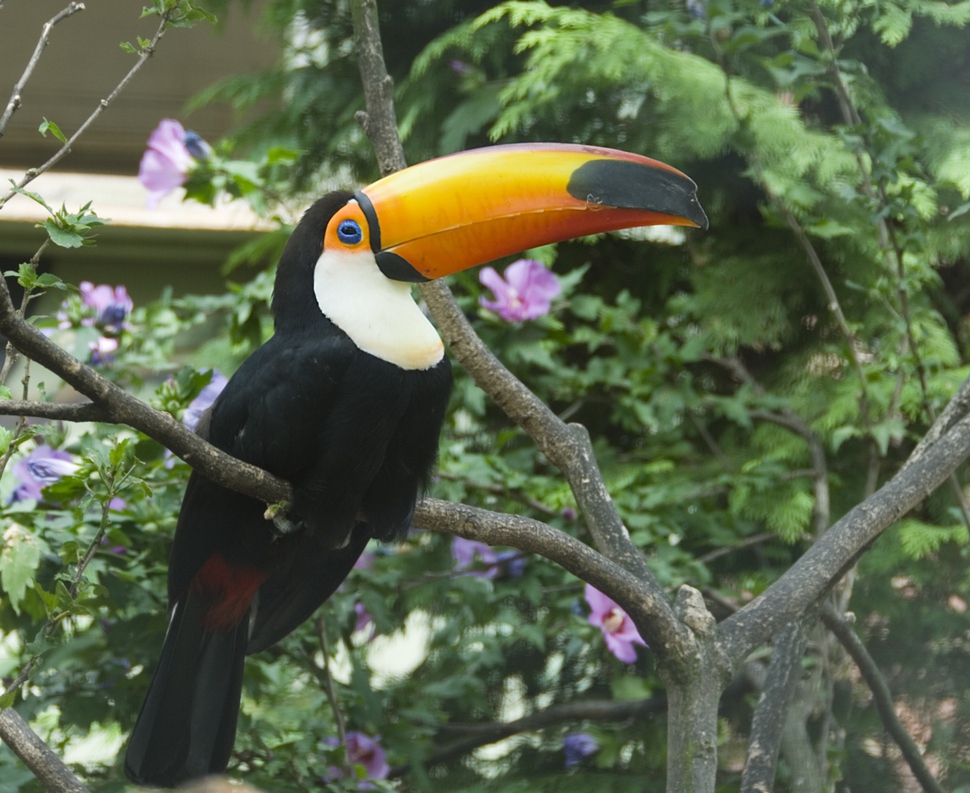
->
[[337, 219, 363, 245]]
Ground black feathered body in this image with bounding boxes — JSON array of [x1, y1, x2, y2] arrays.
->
[[125, 193, 453, 787]]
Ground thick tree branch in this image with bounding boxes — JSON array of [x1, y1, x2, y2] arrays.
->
[[719, 405, 970, 663], [413, 499, 695, 667], [0, 2, 85, 139], [820, 605, 944, 793], [741, 620, 809, 793], [0, 709, 88, 793], [347, 0, 682, 662], [387, 696, 666, 778]]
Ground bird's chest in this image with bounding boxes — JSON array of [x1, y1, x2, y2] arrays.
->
[[312, 250, 444, 371]]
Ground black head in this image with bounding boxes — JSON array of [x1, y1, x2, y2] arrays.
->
[[272, 190, 355, 334]]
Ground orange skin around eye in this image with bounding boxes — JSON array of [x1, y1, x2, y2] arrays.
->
[[322, 201, 372, 253]]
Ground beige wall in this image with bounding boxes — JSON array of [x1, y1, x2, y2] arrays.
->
[[0, 1, 279, 174]]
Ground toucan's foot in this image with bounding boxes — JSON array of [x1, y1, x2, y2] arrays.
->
[[271, 515, 303, 538]]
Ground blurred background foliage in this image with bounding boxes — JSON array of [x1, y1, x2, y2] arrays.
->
[[2, 0, 970, 790]]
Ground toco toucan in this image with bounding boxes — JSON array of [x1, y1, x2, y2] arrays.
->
[[123, 143, 707, 787]]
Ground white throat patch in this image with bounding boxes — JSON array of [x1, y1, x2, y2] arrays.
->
[[313, 249, 444, 371]]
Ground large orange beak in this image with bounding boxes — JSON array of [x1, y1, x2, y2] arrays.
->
[[355, 143, 708, 282]]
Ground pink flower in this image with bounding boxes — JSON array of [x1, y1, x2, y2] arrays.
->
[[138, 119, 209, 209], [479, 258, 561, 321], [325, 732, 388, 788], [11, 445, 78, 502], [79, 282, 133, 332], [584, 584, 646, 663]]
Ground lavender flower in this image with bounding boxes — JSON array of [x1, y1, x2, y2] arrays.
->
[[80, 282, 132, 333], [585, 583, 647, 663], [562, 507, 577, 521], [451, 536, 499, 578], [354, 601, 373, 633], [479, 258, 561, 322], [58, 281, 133, 336], [184, 370, 228, 432], [11, 445, 78, 503], [325, 732, 389, 788], [138, 119, 210, 209], [88, 336, 119, 366], [495, 550, 527, 578], [564, 732, 599, 767], [687, 0, 707, 19]]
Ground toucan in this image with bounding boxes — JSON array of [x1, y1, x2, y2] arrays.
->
[[123, 143, 707, 787]]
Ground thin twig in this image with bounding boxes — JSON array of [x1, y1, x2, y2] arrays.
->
[[0, 2, 85, 139], [436, 470, 561, 517], [821, 605, 945, 793], [316, 616, 348, 764], [0, 11, 173, 210], [388, 695, 666, 777]]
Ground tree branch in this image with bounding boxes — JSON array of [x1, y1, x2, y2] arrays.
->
[[0, 399, 108, 422], [0, 2, 85, 139], [719, 404, 970, 663], [0, 709, 88, 793], [346, 0, 684, 666], [741, 620, 809, 793], [412, 498, 695, 667], [0, 10, 172, 210], [387, 696, 666, 777], [820, 605, 945, 793]]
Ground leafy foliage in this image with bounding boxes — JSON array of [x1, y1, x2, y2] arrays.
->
[[3, 0, 970, 791]]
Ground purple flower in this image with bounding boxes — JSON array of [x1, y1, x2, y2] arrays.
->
[[88, 336, 119, 366], [79, 282, 132, 332], [184, 370, 228, 433], [452, 536, 498, 578], [354, 552, 375, 570], [354, 601, 373, 633], [347, 732, 388, 782], [562, 507, 577, 521], [564, 732, 599, 767], [449, 60, 472, 76], [585, 584, 647, 663], [687, 0, 707, 19], [325, 732, 388, 788], [11, 445, 78, 502], [479, 259, 561, 322], [138, 119, 210, 209], [495, 550, 526, 578]]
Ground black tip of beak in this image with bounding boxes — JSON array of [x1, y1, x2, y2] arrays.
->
[[567, 159, 709, 231]]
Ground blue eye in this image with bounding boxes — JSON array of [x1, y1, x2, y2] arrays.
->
[[337, 219, 363, 245]]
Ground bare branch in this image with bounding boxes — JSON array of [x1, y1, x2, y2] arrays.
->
[[820, 605, 945, 793], [0, 2, 85, 139], [388, 696, 666, 777], [0, 709, 88, 793], [413, 498, 696, 669], [0, 399, 108, 421], [0, 11, 172, 210], [741, 620, 809, 793], [347, 0, 673, 645], [719, 410, 970, 663]]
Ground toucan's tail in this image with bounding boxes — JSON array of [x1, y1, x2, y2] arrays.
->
[[124, 586, 249, 787]]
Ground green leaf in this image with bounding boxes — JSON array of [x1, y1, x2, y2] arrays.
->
[[38, 118, 67, 143], [42, 219, 84, 248], [120, 41, 137, 54], [0, 529, 43, 614]]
